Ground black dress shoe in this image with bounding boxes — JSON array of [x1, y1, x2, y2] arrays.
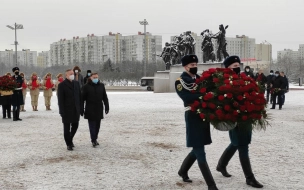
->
[[67, 146, 73, 151], [17, 118, 22, 121], [279, 108, 282, 110], [96, 141, 99, 145], [71, 142, 75, 147], [178, 171, 192, 183], [246, 178, 263, 188], [92, 142, 97, 147]]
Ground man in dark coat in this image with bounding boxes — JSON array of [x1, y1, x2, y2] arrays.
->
[[11, 67, 24, 121], [242, 66, 255, 78], [280, 71, 289, 105], [82, 72, 109, 147], [83, 70, 91, 85], [57, 69, 83, 151], [270, 71, 286, 110], [175, 54, 218, 190], [216, 55, 263, 188], [266, 70, 275, 104]]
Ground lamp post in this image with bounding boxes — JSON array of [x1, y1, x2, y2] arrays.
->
[[139, 19, 148, 76], [6, 23, 24, 66]]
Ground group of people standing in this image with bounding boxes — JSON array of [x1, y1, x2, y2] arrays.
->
[[1, 66, 110, 151]]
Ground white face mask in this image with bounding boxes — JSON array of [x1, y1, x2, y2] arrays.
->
[[69, 75, 75, 80], [246, 69, 249, 72], [74, 70, 78, 73]]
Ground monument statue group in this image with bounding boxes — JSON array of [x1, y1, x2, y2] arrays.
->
[[160, 24, 229, 69]]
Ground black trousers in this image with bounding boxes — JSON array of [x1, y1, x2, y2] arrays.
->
[[272, 92, 283, 109], [88, 119, 101, 142], [266, 89, 273, 103], [2, 104, 11, 118], [63, 122, 79, 146]]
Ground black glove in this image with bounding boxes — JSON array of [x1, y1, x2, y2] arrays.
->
[[105, 110, 109, 114]]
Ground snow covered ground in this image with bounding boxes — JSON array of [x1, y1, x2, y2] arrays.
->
[[0, 90, 303, 190]]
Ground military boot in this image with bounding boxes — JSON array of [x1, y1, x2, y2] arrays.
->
[[16, 109, 22, 121], [198, 162, 218, 190], [178, 152, 196, 182], [13, 110, 17, 121], [240, 157, 263, 188], [216, 146, 237, 177]]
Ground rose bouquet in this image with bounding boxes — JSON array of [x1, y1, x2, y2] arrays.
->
[[0, 75, 17, 95], [190, 68, 269, 131]]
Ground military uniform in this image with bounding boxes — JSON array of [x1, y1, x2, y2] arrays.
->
[[11, 67, 24, 121], [216, 56, 263, 188], [42, 73, 54, 110], [176, 55, 218, 190], [27, 73, 40, 111]]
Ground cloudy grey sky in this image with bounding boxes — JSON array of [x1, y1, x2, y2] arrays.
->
[[0, 0, 303, 59]]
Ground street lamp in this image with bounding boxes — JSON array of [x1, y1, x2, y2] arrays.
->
[[6, 23, 24, 66], [139, 19, 148, 76]]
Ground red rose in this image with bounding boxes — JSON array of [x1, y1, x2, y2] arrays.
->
[[215, 109, 223, 116], [224, 73, 230, 78], [219, 86, 225, 91], [255, 99, 261, 104], [209, 114, 215, 120], [208, 103, 216, 109], [232, 80, 239, 86], [199, 113, 205, 119], [233, 101, 239, 107], [227, 93, 233, 99], [240, 105, 246, 111], [203, 92, 214, 101], [239, 80, 245, 86], [244, 92, 249, 97], [225, 85, 232, 89], [233, 110, 239, 116], [224, 79, 230, 84], [242, 116, 248, 121], [200, 88, 206, 93], [218, 95, 225, 101], [202, 73, 211, 79], [224, 105, 230, 111], [247, 104, 255, 112], [202, 102, 207, 108], [213, 78, 220, 83], [209, 68, 216, 73], [232, 74, 238, 79]]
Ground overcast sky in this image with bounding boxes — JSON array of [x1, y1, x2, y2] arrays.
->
[[1, 0, 303, 59]]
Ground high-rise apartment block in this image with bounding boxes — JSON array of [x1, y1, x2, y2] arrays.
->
[[0, 49, 37, 67], [49, 32, 162, 66]]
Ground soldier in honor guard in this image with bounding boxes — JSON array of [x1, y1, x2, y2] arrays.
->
[[27, 72, 40, 111], [42, 73, 54, 111], [19, 72, 27, 112], [11, 67, 24, 121], [55, 73, 64, 96], [216, 56, 263, 188], [176, 54, 218, 190]]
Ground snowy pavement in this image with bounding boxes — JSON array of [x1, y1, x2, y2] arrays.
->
[[0, 91, 303, 190]]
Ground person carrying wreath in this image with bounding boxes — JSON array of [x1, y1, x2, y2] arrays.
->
[[42, 73, 54, 111], [216, 55, 263, 188], [27, 72, 40, 111], [175, 54, 218, 190]]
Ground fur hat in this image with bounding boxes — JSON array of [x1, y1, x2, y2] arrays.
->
[[181, 54, 198, 66], [12, 67, 19, 72], [223, 56, 241, 68]]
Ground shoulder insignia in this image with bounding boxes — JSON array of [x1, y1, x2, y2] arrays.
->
[[177, 84, 183, 91], [176, 77, 181, 81]]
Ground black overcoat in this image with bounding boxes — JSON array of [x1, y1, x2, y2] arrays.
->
[[11, 75, 24, 106], [82, 80, 109, 120], [175, 72, 212, 147], [57, 79, 82, 123]]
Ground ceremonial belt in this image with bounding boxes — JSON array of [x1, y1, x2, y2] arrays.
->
[[184, 106, 191, 111]]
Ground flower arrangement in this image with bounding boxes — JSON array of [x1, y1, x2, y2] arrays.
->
[[190, 68, 269, 131], [0, 75, 17, 95], [270, 88, 280, 94]]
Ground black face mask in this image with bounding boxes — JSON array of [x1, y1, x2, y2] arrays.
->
[[232, 67, 241, 74], [15, 72, 19, 75], [188, 67, 198, 75]]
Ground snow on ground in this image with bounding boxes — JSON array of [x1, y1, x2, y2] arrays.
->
[[0, 90, 304, 190]]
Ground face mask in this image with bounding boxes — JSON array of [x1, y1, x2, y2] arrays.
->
[[92, 78, 99, 84], [232, 67, 241, 74], [270, 73, 273, 75], [245, 69, 249, 72], [74, 70, 78, 73], [275, 74, 279, 77], [47, 76, 51, 79], [69, 75, 75, 80], [88, 73, 91, 76], [188, 67, 198, 75], [15, 72, 19, 75]]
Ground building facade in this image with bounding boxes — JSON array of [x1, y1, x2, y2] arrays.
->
[[0, 49, 37, 67], [37, 51, 50, 67], [49, 32, 162, 66]]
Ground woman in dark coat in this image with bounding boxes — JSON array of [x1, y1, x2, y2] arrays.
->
[[82, 72, 109, 147], [57, 69, 83, 151], [175, 55, 218, 190]]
